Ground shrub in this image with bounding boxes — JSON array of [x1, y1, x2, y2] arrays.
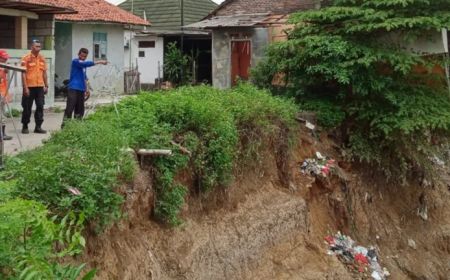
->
[[0, 198, 93, 279], [164, 42, 191, 86], [252, 0, 450, 180], [4, 120, 135, 228], [0, 84, 298, 278], [94, 84, 298, 224]]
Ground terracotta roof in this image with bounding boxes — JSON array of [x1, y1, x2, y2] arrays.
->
[[52, 0, 150, 26], [0, 0, 75, 14]]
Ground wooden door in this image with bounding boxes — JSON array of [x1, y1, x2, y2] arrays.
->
[[231, 40, 251, 86]]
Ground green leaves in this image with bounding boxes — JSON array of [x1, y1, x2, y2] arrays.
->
[[164, 42, 192, 85], [1, 84, 298, 276], [118, 85, 297, 225], [0, 199, 92, 279], [253, 0, 450, 180]]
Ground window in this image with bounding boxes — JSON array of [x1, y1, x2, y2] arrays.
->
[[139, 41, 155, 48], [139, 51, 145, 57], [93, 32, 107, 59]]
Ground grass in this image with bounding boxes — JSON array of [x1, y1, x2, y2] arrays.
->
[[0, 84, 298, 278]]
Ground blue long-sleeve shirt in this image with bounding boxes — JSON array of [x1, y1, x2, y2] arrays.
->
[[68, 59, 95, 92]]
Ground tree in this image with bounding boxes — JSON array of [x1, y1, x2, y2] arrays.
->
[[253, 0, 450, 180]]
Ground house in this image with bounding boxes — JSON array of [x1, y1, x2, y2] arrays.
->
[[0, 0, 74, 107], [186, 0, 449, 89], [118, 0, 217, 88], [53, 0, 149, 96], [185, 0, 325, 88]]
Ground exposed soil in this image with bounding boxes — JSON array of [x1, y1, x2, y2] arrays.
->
[[80, 125, 450, 279]]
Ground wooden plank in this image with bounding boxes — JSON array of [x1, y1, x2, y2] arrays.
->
[[15, 16, 27, 50], [0, 63, 26, 72], [137, 149, 172, 156], [0, 7, 38, 19]]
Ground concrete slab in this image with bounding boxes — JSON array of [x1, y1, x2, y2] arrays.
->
[[3, 112, 63, 155]]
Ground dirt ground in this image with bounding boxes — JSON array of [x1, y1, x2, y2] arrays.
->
[[79, 124, 450, 279]]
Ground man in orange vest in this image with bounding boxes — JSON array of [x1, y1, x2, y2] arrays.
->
[[21, 40, 48, 134], [0, 50, 13, 141]]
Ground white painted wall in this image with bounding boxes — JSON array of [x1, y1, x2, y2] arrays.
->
[[124, 30, 138, 69], [124, 31, 164, 84], [69, 23, 125, 94], [382, 30, 448, 55], [408, 30, 447, 54], [134, 36, 164, 84]]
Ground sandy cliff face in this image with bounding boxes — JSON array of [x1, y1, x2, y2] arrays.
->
[[81, 128, 450, 280]]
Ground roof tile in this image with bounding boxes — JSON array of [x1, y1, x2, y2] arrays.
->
[[31, 0, 151, 25]]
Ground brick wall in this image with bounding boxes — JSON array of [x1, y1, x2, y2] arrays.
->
[[28, 14, 55, 50], [0, 14, 54, 50]]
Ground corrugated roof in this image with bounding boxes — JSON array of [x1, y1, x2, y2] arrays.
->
[[53, 0, 150, 26], [185, 13, 270, 29], [207, 0, 319, 18], [137, 29, 210, 36], [119, 0, 217, 31], [185, 13, 290, 29]]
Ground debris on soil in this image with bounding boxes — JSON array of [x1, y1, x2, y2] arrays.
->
[[67, 187, 82, 196], [430, 155, 445, 167], [305, 121, 316, 130], [325, 232, 389, 280], [407, 239, 417, 250], [300, 152, 336, 178]]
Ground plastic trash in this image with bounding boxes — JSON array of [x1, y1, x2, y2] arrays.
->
[[325, 232, 389, 279], [316, 151, 325, 160], [305, 121, 316, 130], [300, 152, 336, 178], [371, 271, 383, 280]]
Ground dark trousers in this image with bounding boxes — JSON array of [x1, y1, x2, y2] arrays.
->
[[64, 89, 85, 120], [21, 87, 45, 127]]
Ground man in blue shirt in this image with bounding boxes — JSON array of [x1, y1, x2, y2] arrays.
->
[[63, 48, 107, 125]]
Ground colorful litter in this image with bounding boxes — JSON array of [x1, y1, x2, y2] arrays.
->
[[300, 152, 336, 178], [325, 232, 390, 279]]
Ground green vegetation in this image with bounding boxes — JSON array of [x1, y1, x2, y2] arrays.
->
[[252, 0, 450, 180], [164, 42, 192, 86], [52, 106, 64, 113], [0, 192, 95, 279], [1, 84, 297, 277], [93, 84, 298, 224], [6, 108, 21, 118]]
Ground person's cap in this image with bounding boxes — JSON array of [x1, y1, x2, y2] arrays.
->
[[0, 50, 10, 60]]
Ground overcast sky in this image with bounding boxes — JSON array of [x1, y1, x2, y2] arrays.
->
[[106, 0, 224, 5]]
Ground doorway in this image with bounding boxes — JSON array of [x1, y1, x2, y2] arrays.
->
[[231, 40, 251, 86]]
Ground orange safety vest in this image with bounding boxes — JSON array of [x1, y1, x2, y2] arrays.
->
[[0, 68, 10, 103], [21, 52, 47, 88]]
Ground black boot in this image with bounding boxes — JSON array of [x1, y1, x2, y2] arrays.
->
[[34, 126, 47, 134], [22, 125, 29, 134], [1, 125, 12, 140]]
